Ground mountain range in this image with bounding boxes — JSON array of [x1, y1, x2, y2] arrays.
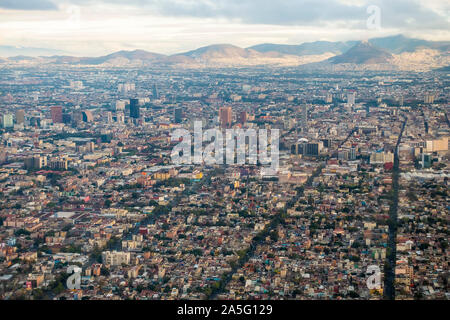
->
[[1, 35, 449, 71]]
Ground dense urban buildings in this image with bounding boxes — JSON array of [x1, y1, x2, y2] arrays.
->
[[0, 60, 447, 301]]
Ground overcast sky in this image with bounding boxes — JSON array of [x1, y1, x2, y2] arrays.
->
[[0, 0, 448, 56]]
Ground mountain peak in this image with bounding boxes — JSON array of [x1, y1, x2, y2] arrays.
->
[[330, 41, 393, 64]]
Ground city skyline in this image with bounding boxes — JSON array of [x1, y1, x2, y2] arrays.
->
[[0, 0, 448, 305]]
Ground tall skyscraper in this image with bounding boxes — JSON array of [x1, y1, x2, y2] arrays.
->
[[300, 104, 308, 132], [219, 107, 232, 129], [347, 91, 356, 106], [62, 113, 72, 124], [117, 112, 125, 124], [130, 99, 140, 119], [153, 84, 159, 99], [81, 110, 94, 122], [424, 94, 435, 104], [174, 108, 183, 123], [15, 109, 25, 124], [116, 100, 126, 111], [239, 111, 247, 125], [2, 114, 14, 129], [51, 106, 63, 124]]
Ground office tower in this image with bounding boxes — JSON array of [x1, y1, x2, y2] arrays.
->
[[24, 155, 47, 170], [338, 150, 349, 160], [116, 100, 126, 111], [153, 84, 159, 99], [117, 112, 125, 124], [130, 98, 140, 119], [350, 146, 357, 160], [2, 114, 14, 128], [106, 112, 113, 123], [87, 142, 95, 153], [51, 106, 63, 123], [49, 158, 68, 170], [62, 113, 72, 124], [305, 142, 323, 156], [300, 104, 308, 131], [72, 111, 83, 125], [174, 108, 183, 123], [347, 91, 356, 106], [424, 94, 435, 104], [239, 111, 247, 125], [219, 106, 232, 129], [81, 110, 93, 122], [321, 139, 332, 149], [421, 153, 432, 168], [326, 93, 333, 103], [15, 109, 25, 124], [118, 83, 135, 94]]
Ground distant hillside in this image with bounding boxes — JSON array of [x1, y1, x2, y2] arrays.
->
[[250, 35, 450, 57], [329, 41, 393, 64], [368, 35, 450, 54], [249, 41, 353, 56], [177, 44, 260, 60], [1, 35, 448, 70], [79, 50, 166, 65], [173, 44, 330, 67]]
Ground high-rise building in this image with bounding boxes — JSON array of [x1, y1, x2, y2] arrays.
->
[[2, 114, 14, 128], [15, 109, 25, 124], [291, 141, 323, 156], [81, 110, 94, 122], [116, 100, 126, 111], [24, 155, 47, 170], [424, 94, 435, 104], [118, 83, 135, 94], [62, 113, 72, 124], [305, 142, 323, 156], [174, 108, 183, 123], [72, 111, 83, 124], [421, 153, 432, 168], [300, 104, 308, 131], [102, 251, 131, 267], [347, 91, 356, 106], [239, 111, 247, 125], [49, 158, 68, 170], [117, 112, 125, 124], [219, 107, 232, 128], [321, 139, 332, 148], [130, 99, 140, 119], [51, 106, 63, 123], [153, 84, 159, 99], [349, 147, 357, 160]]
